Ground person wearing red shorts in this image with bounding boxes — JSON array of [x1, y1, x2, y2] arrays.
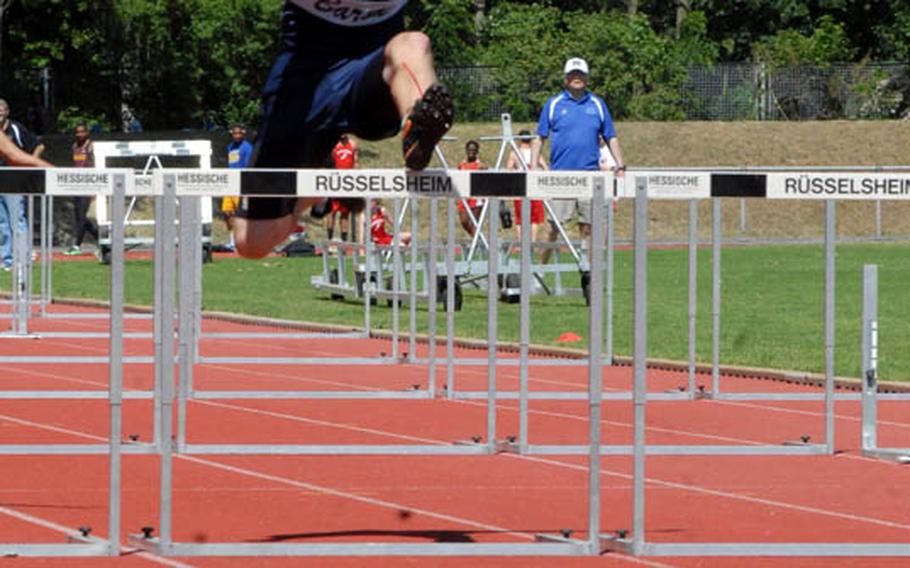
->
[[456, 140, 486, 237], [325, 134, 362, 246], [507, 129, 548, 246], [371, 200, 411, 246]]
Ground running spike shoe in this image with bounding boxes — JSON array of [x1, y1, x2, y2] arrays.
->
[[401, 84, 454, 170]]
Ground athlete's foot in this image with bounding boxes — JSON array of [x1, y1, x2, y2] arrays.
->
[[402, 84, 454, 170]]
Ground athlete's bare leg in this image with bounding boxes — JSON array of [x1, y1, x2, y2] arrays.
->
[[235, 33, 445, 259], [540, 224, 560, 267], [234, 198, 320, 259], [383, 32, 438, 119]]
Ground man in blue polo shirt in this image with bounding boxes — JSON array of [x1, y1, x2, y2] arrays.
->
[[530, 57, 625, 292], [531, 57, 625, 234]]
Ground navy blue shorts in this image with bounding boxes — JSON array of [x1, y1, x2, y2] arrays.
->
[[254, 45, 399, 169]]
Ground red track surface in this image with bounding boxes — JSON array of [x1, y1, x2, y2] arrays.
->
[[3, 303, 910, 567]]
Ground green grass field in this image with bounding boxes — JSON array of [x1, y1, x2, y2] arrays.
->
[[27, 241, 910, 382]]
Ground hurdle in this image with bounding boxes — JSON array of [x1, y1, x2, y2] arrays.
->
[[605, 169, 910, 557], [858, 263, 910, 463], [125, 168, 609, 557], [0, 168, 159, 558], [172, 169, 532, 433], [30, 140, 215, 338]]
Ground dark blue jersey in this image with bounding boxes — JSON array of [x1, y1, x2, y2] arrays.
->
[[282, 1, 406, 55]]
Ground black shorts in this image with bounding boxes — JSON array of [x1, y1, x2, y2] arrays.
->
[[242, 44, 400, 219]]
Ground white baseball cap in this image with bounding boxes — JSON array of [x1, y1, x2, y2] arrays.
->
[[564, 57, 589, 76]]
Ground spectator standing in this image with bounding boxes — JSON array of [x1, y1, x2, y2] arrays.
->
[[220, 124, 253, 251], [231, 1, 453, 259], [530, 57, 625, 277], [507, 129, 548, 245], [456, 140, 486, 237], [0, 98, 45, 270], [65, 123, 99, 255], [326, 133, 361, 246]]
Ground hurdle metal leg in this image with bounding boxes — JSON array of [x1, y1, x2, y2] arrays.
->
[[391, 198, 402, 360], [486, 198, 499, 451], [177, 196, 197, 450], [446, 197, 456, 397], [39, 195, 48, 317], [153, 194, 164, 448], [157, 175, 178, 548], [605, 188, 615, 363], [687, 199, 698, 397], [587, 177, 607, 554], [711, 198, 721, 395], [824, 200, 836, 454], [861, 265, 880, 454], [409, 197, 418, 364], [631, 175, 647, 555], [107, 174, 127, 556], [427, 199, 438, 397], [518, 195, 531, 453]]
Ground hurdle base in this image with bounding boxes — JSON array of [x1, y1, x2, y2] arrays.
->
[[600, 533, 634, 555], [536, 532, 628, 555], [782, 438, 814, 446], [0, 543, 112, 557], [0, 332, 42, 340], [494, 438, 520, 454], [127, 533, 158, 554], [693, 387, 712, 400], [861, 448, 910, 464]]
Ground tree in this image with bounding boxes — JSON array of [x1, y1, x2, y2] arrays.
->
[[0, 0, 12, 70], [477, 3, 695, 120], [753, 15, 856, 67], [419, 0, 476, 67], [4, 0, 121, 130], [116, 0, 279, 130]]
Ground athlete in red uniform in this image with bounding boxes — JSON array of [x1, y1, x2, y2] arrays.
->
[[332, 134, 357, 169], [370, 200, 411, 246], [507, 129, 548, 245], [325, 134, 363, 245], [456, 140, 485, 237]]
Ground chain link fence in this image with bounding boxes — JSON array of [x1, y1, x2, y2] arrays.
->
[[442, 63, 910, 122], [683, 63, 910, 121]]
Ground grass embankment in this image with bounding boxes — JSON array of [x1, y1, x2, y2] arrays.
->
[[220, 120, 910, 248], [35, 241, 910, 382]]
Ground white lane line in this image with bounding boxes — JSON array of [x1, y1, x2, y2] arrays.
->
[[513, 452, 910, 533], [11, 313, 910, 552], [0, 414, 671, 568], [0, 504, 103, 541], [0, 505, 195, 568], [194, 399, 449, 445], [200, 363, 387, 392]]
